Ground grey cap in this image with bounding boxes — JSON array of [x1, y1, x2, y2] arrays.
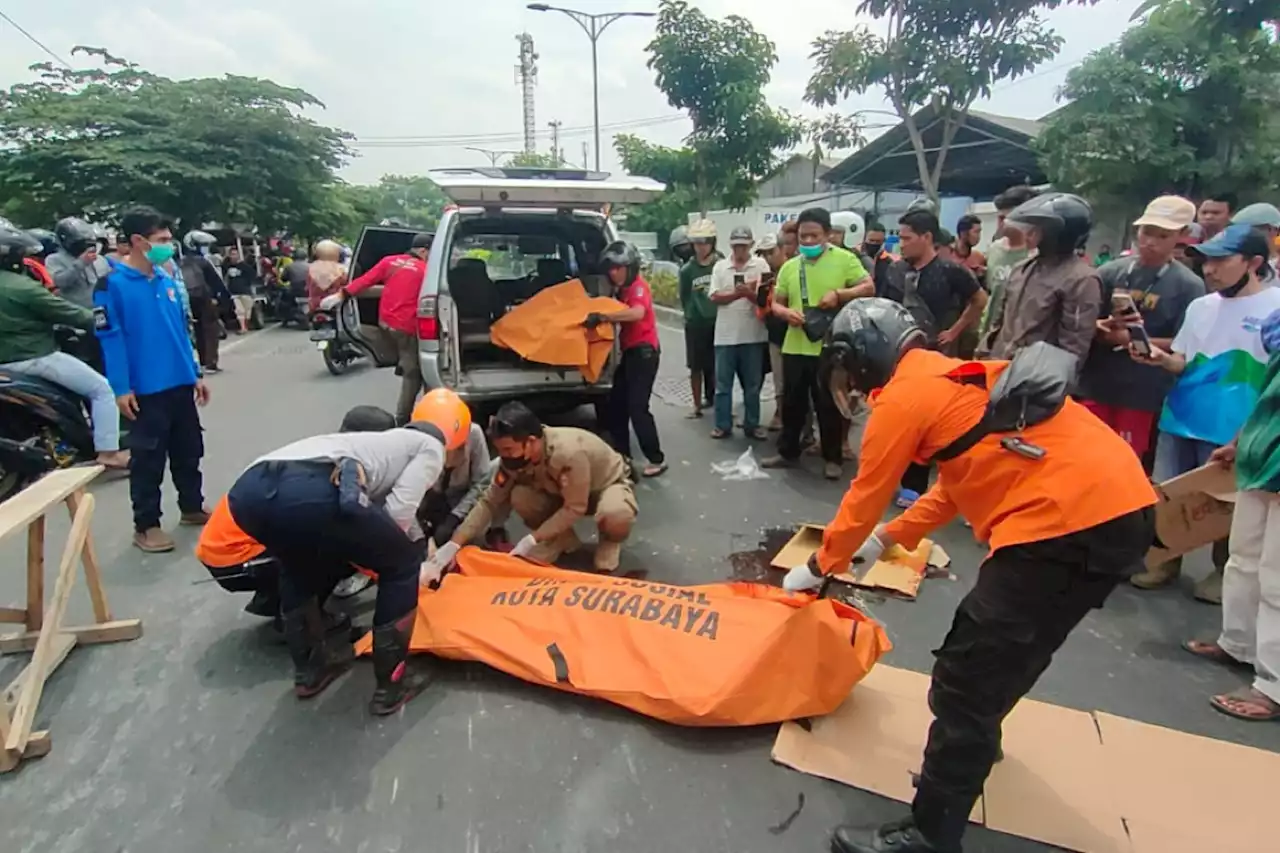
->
[[755, 233, 778, 252], [729, 225, 754, 246], [1231, 202, 1280, 229]]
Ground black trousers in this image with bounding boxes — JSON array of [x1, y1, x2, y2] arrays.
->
[[228, 461, 420, 625], [776, 353, 842, 463], [608, 344, 664, 465], [191, 296, 221, 369], [130, 385, 204, 531], [911, 507, 1155, 849], [901, 462, 931, 495]]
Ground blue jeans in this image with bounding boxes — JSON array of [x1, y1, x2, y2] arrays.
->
[[1153, 430, 1220, 482], [714, 343, 764, 432], [1, 351, 120, 452]]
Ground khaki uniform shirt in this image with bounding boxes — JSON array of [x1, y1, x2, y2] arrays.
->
[[990, 255, 1102, 367], [456, 427, 632, 543]]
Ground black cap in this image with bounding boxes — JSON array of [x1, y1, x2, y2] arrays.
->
[[411, 232, 433, 250]]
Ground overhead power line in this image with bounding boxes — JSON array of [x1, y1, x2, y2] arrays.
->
[[0, 10, 72, 68], [352, 114, 684, 147]]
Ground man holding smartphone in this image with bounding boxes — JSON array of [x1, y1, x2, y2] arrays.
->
[[1077, 196, 1204, 464], [708, 226, 771, 439]]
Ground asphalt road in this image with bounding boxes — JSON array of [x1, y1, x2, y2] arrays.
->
[[2, 321, 1276, 853]]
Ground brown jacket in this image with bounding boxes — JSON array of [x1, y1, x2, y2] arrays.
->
[[989, 255, 1101, 366]]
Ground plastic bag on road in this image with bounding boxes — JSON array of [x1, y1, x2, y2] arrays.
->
[[712, 448, 770, 481]]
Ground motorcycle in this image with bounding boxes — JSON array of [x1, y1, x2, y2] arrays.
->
[[310, 305, 363, 376]]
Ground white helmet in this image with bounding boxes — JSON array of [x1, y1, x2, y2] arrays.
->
[[829, 211, 865, 250], [687, 218, 717, 240]]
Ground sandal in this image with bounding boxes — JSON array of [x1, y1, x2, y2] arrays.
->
[[642, 462, 668, 478], [1210, 687, 1280, 721], [744, 427, 767, 441], [1183, 639, 1252, 668], [709, 428, 731, 439], [686, 409, 703, 419]]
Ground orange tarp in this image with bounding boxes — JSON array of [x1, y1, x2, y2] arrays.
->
[[355, 548, 891, 726], [488, 280, 625, 382]]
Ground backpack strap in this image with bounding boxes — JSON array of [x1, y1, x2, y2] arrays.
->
[[929, 371, 991, 463]]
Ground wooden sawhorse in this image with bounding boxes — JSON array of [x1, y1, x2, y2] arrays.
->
[[0, 466, 143, 772]]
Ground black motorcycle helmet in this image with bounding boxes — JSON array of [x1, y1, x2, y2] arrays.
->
[[1005, 192, 1093, 257], [26, 228, 58, 259], [599, 241, 641, 287], [53, 217, 98, 257], [0, 225, 43, 274], [823, 298, 928, 396], [669, 225, 692, 262]]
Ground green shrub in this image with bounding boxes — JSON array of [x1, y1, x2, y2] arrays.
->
[[649, 268, 679, 308]]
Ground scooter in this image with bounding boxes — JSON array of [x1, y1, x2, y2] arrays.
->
[[0, 369, 98, 502], [310, 297, 398, 377]]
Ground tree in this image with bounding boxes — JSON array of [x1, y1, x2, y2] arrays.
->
[[354, 174, 448, 230], [1131, 0, 1280, 34], [0, 47, 352, 233], [644, 0, 801, 214], [507, 151, 564, 168], [806, 0, 1090, 203], [1038, 1, 1280, 210]]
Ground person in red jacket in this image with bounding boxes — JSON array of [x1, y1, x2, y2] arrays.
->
[[321, 232, 432, 424]]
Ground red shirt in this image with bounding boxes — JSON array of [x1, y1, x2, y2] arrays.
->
[[345, 253, 426, 335], [619, 275, 660, 350]]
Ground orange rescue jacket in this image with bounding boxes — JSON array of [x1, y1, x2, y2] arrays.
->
[[816, 349, 1158, 575], [196, 496, 266, 568]]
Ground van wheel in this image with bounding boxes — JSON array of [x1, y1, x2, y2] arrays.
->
[[249, 304, 265, 331]]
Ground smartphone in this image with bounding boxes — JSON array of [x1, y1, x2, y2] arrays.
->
[[1128, 323, 1153, 357], [733, 272, 745, 287], [1111, 291, 1139, 318]]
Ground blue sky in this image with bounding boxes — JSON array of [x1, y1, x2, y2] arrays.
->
[[2, 1, 1144, 184]]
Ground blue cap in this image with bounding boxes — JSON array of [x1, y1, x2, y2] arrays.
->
[[1231, 202, 1280, 229], [1189, 222, 1273, 258]]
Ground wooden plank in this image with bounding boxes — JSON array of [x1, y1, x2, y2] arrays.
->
[[0, 608, 27, 624], [4, 493, 93, 754], [0, 465, 101, 547], [0, 732, 50, 774], [26, 515, 45, 632], [0, 620, 142, 653], [66, 491, 111, 623], [1, 632, 76, 717]]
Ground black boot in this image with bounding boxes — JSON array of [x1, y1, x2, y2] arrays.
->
[[282, 599, 351, 698], [244, 587, 280, 618], [369, 612, 430, 716], [831, 817, 941, 853]]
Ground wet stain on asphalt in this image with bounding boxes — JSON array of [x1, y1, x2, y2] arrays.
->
[[725, 527, 798, 586]]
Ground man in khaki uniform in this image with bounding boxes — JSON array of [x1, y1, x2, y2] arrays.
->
[[445, 402, 638, 572]]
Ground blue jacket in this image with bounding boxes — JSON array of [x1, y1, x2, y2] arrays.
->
[[94, 261, 201, 397]]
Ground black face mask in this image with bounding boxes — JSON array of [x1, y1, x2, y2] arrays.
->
[[500, 454, 531, 471], [864, 242, 883, 257], [1219, 271, 1252, 298]]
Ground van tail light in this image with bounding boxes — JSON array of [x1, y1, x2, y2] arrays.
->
[[417, 295, 439, 340]]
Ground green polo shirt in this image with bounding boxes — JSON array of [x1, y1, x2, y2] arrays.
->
[[775, 246, 867, 356]]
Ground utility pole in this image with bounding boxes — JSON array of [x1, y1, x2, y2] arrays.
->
[[515, 33, 538, 154], [581, 141, 589, 169], [527, 5, 654, 171], [548, 120, 562, 165]]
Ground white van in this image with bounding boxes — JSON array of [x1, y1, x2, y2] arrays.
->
[[414, 167, 664, 414]]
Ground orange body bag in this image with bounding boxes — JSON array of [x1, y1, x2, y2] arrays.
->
[[356, 547, 891, 726]]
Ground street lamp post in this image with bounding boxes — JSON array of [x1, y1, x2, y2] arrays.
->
[[527, 4, 654, 172]]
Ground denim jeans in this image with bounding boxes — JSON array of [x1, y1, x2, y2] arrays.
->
[[713, 343, 764, 432], [1153, 430, 1219, 482], [1, 351, 120, 452]]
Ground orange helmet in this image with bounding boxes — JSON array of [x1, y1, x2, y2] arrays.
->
[[410, 388, 471, 451]]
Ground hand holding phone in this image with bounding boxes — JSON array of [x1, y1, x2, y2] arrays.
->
[[1111, 291, 1140, 319], [1127, 323, 1153, 358]]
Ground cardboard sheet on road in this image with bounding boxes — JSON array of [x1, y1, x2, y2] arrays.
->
[[769, 525, 944, 599], [1145, 462, 1237, 568], [772, 665, 1279, 852]]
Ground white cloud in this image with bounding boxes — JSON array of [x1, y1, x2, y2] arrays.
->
[[1, 0, 1144, 186]]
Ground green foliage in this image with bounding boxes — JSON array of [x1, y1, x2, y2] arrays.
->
[[1038, 0, 1280, 207], [640, 0, 800, 213], [1132, 0, 1280, 34], [507, 151, 564, 168], [647, 267, 679, 308], [806, 1, 1088, 201], [0, 47, 352, 235]]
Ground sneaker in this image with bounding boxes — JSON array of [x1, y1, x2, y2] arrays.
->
[[133, 527, 175, 553], [824, 462, 843, 481], [332, 573, 373, 599], [180, 508, 212, 526]]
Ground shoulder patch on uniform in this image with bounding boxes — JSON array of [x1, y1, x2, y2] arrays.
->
[[495, 468, 510, 487], [92, 305, 109, 330]]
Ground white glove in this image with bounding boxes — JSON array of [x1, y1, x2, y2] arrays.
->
[[319, 292, 344, 311], [852, 532, 887, 566], [510, 533, 538, 559], [782, 560, 825, 592], [420, 541, 459, 586]]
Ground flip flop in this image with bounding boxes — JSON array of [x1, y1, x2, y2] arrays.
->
[[1210, 688, 1280, 721], [1183, 639, 1252, 668], [686, 409, 703, 419]]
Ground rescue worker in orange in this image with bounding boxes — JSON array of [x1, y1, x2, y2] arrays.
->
[[782, 299, 1157, 853], [196, 405, 398, 626]]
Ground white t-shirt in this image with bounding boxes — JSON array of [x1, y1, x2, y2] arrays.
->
[[708, 256, 770, 346], [1171, 288, 1280, 363]]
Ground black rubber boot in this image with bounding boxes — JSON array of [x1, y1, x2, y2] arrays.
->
[[244, 587, 280, 618], [369, 612, 430, 716], [831, 818, 941, 853], [282, 599, 351, 699]]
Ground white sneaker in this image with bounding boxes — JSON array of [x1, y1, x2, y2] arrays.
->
[[332, 573, 373, 599]]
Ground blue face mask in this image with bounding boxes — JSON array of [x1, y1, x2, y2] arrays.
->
[[144, 240, 176, 266], [797, 243, 824, 260]]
